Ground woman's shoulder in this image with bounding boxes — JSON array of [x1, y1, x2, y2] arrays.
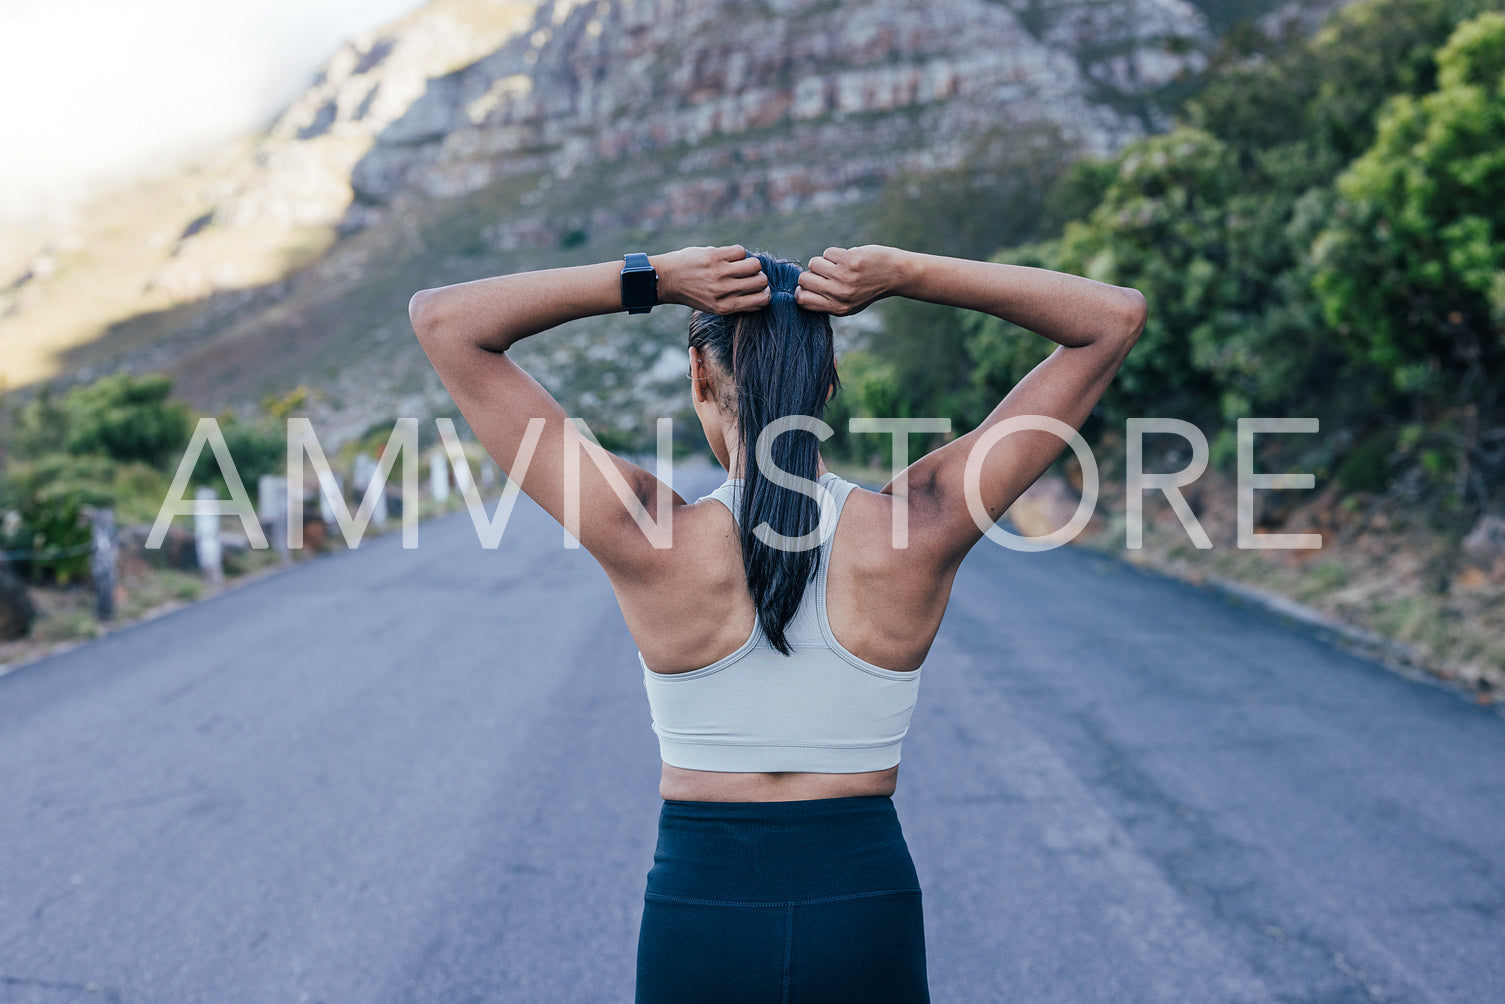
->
[[824, 481, 955, 670], [828, 476, 953, 571]]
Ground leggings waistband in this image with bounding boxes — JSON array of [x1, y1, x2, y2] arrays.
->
[[648, 795, 920, 904]]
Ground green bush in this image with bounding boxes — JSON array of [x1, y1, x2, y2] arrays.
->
[[0, 487, 93, 586], [7, 386, 71, 460], [858, 121, 1090, 432], [191, 416, 286, 497], [0, 373, 201, 583], [932, 0, 1505, 516], [1333, 431, 1395, 494], [825, 350, 941, 468], [62, 372, 192, 468], [1312, 11, 1505, 397]]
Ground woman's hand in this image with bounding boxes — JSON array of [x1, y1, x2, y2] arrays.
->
[[795, 245, 903, 316], [653, 245, 770, 314]]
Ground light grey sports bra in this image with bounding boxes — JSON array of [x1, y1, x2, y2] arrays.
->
[[639, 472, 923, 773]]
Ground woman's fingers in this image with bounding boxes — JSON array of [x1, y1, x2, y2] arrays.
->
[[730, 288, 772, 312], [810, 296, 847, 314], [806, 255, 837, 279], [797, 266, 834, 290], [732, 272, 770, 295], [809, 248, 848, 275], [795, 288, 839, 314], [726, 255, 765, 278], [796, 269, 845, 304]]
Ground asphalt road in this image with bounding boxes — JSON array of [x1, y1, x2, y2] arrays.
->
[[2, 464, 1503, 1003]]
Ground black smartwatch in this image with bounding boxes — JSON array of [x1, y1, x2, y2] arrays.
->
[[621, 253, 658, 314]]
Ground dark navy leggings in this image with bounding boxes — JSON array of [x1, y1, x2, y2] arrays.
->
[[635, 794, 930, 1003]]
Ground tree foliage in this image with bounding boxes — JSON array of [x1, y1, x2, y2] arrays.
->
[[853, 121, 1095, 443], [189, 415, 286, 499], [1312, 11, 1505, 407], [1, 374, 194, 583], [10, 373, 194, 469], [855, 0, 1505, 512], [962, 126, 1346, 468]]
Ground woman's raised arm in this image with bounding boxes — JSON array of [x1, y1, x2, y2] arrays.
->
[[796, 245, 1146, 570], [409, 246, 770, 351], [408, 245, 769, 574]]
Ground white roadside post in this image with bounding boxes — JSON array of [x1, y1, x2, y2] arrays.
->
[[258, 474, 291, 563], [429, 449, 451, 504], [194, 486, 224, 585], [91, 508, 117, 621]]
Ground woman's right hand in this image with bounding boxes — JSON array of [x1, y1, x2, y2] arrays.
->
[[653, 245, 771, 315], [795, 245, 904, 316]]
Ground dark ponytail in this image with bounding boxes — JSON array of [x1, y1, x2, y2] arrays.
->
[[688, 252, 840, 655]]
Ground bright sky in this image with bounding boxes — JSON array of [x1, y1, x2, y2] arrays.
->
[[0, 0, 422, 224]]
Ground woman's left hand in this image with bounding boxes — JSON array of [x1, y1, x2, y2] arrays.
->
[[795, 245, 900, 317], [653, 245, 771, 314]]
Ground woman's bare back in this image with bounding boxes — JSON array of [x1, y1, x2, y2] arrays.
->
[[622, 473, 955, 802]]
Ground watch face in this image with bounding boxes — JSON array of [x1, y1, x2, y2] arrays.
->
[[622, 268, 657, 308]]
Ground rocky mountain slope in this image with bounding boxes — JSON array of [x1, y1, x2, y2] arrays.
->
[[2, 0, 1257, 444]]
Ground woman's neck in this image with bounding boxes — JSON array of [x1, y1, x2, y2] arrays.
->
[[722, 448, 829, 481]]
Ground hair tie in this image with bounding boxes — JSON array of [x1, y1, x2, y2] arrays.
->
[[771, 288, 796, 303]]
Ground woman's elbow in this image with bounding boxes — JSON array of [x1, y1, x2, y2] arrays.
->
[[1117, 287, 1148, 344], [408, 288, 441, 344]]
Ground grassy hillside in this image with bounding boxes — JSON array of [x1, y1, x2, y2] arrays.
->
[[2, 0, 1265, 425]]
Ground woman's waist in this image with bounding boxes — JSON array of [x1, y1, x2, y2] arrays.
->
[[648, 788, 919, 902], [659, 762, 898, 803]]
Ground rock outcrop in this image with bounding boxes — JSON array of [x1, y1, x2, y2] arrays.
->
[[3, 0, 1233, 438], [191, 0, 1210, 251]]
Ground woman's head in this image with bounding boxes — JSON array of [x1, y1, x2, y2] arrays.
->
[[686, 251, 840, 655]]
